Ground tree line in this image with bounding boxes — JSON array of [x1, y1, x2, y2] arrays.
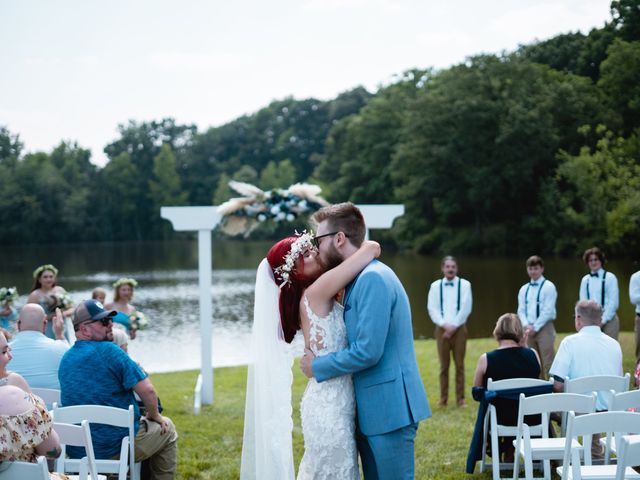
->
[[0, 0, 638, 255]]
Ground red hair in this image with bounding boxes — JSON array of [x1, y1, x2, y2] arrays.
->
[[266, 237, 313, 343]]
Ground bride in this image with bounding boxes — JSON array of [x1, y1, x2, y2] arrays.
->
[[240, 231, 380, 480]]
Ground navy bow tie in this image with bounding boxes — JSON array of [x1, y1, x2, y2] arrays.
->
[[530, 282, 539, 286], [590, 272, 599, 278], [444, 281, 454, 286]]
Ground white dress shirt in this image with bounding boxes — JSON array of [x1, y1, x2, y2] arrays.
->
[[427, 276, 472, 328], [517, 275, 557, 332], [630, 270, 640, 315], [9, 331, 69, 390], [549, 325, 623, 410], [579, 268, 619, 324]]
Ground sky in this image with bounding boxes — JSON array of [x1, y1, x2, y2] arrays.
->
[[1, 0, 613, 165]]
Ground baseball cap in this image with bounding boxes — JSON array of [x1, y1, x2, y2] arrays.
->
[[72, 299, 117, 326]]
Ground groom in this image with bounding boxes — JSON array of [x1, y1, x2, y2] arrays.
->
[[301, 202, 431, 479]]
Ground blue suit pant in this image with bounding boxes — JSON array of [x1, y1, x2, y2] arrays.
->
[[357, 422, 419, 480]]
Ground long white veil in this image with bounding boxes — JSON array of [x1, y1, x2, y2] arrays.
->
[[240, 258, 295, 480]]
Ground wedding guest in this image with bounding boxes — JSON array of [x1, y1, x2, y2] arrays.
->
[[0, 286, 19, 331], [579, 247, 619, 340], [427, 255, 472, 407], [0, 329, 32, 392], [517, 255, 557, 378], [10, 304, 69, 390], [472, 313, 541, 461], [92, 287, 107, 304], [27, 264, 74, 340], [630, 268, 640, 363], [112, 327, 129, 352], [105, 278, 142, 339]]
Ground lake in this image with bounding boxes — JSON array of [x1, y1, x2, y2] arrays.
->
[[2, 240, 638, 372]]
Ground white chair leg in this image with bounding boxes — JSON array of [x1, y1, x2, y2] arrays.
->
[[491, 429, 500, 480], [543, 459, 551, 480], [523, 453, 534, 480]]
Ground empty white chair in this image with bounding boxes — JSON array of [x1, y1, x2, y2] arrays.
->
[[601, 390, 640, 464], [31, 387, 61, 409], [0, 456, 49, 480], [557, 411, 640, 480], [53, 404, 137, 480], [480, 377, 553, 480], [513, 392, 597, 480], [54, 420, 101, 480], [615, 435, 640, 480]]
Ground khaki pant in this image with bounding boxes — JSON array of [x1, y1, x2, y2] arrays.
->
[[435, 325, 467, 404], [134, 417, 178, 480], [635, 314, 640, 364], [601, 315, 619, 341], [528, 322, 556, 379]]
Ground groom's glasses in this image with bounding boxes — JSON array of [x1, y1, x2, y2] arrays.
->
[[312, 232, 348, 249]]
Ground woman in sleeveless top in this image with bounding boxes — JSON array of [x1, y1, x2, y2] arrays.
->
[[472, 313, 541, 461], [27, 265, 73, 340]]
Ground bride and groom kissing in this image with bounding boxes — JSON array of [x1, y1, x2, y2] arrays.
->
[[241, 202, 431, 480]]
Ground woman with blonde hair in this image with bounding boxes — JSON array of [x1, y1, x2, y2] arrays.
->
[[27, 264, 74, 340], [105, 278, 144, 339]]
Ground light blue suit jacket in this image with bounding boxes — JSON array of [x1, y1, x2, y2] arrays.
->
[[312, 259, 431, 436]]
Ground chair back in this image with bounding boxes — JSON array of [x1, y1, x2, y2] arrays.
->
[[0, 456, 49, 480], [518, 392, 597, 417], [615, 434, 640, 480], [487, 377, 552, 391], [609, 389, 640, 412], [565, 374, 630, 410], [54, 420, 99, 480], [31, 387, 61, 409]]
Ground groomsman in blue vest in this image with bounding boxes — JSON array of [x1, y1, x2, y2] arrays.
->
[[427, 256, 472, 407], [517, 255, 557, 379], [579, 247, 620, 340]]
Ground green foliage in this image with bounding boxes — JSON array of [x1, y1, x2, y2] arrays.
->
[[259, 159, 297, 190]]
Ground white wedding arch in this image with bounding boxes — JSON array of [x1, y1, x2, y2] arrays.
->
[[161, 203, 404, 413]]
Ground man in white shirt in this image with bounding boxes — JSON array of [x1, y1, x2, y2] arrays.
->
[[427, 256, 472, 407], [517, 255, 557, 379], [549, 300, 623, 458], [10, 303, 69, 390], [630, 269, 640, 363], [579, 247, 619, 340]]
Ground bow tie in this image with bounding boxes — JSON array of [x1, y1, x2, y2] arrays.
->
[[590, 273, 599, 278], [530, 282, 539, 286], [444, 281, 454, 287]]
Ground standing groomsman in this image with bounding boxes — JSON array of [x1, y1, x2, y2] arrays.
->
[[579, 247, 620, 340], [630, 268, 640, 363], [427, 256, 472, 407], [517, 255, 557, 379]]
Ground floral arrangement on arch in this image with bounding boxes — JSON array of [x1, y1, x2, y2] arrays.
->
[[217, 181, 329, 236], [0, 287, 18, 305]]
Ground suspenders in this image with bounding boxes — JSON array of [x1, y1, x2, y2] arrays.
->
[[524, 279, 547, 320], [440, 278, 461, 318], [586, 270, 606, 306]]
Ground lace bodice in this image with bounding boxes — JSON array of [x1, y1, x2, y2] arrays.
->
[[303, 296, 348, 357]]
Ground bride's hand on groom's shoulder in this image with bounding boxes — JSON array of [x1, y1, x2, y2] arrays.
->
[[300, 348, 316, 378]]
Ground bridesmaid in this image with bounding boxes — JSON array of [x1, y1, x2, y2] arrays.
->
[[27, 264, 74, 340], [105, 277, 144, 339]]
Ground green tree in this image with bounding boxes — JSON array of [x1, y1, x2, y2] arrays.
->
[[101, 152, 143, 240], [259, 159, 296, 190], [213, 173, 232, 205], [149, 144, 188, 237]]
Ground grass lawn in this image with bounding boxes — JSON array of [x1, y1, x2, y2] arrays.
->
[[150, 332, 638, 479]]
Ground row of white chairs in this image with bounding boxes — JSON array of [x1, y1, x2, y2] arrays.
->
[[480, 374, 640, 480]]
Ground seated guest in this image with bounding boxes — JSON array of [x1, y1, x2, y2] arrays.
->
[[91, 287, 107, 304], [549, 300, 623, 458], [0, 329, 31, 392], [472, 313, 541, 461], [0, 384, 66, 479], [59, 300, 177, 480], [9, 304, 68, 390]]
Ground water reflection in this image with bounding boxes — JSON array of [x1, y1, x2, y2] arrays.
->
[[1, 240, 638, 372]]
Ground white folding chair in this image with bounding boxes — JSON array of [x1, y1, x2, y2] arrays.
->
[[31, 387, 61, 409], [563, 374, 630, 436], [480, 377, 553, 480], [615, 434, 640, 480], [54, 421, 101, 480], [601, 390, 640, 464], [53, 404, 139, 480], [557, 411, 640, 480], [0, 456, 49, 479], [513, 392, 597, 480]]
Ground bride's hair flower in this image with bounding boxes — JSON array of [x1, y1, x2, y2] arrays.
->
[[273, 230, 316, 288]]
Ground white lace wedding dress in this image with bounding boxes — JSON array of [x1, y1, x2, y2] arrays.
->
[[297, 296, 359, 480]]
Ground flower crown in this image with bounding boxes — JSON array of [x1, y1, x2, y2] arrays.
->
[[273, 231, 316, 288], [33, 264, 58, 279], [112, 278, 138, 289]]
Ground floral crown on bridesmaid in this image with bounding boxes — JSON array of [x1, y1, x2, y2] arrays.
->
[[33, 264, 58, 279], [273, 231, 316, 288], [112, 277, 138, 289]]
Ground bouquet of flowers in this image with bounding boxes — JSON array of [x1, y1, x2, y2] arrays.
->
[[51, 291, 74, 311], [217, 181, 329, 236], [0, 287, 18, 305], [129, 311, 148, 331]]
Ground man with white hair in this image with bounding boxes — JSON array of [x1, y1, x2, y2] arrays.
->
[[10, 303, 68, 390]]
